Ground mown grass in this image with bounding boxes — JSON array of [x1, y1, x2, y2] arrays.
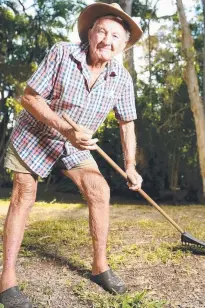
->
[[22, 218, 92, 271], [34, 201, 84, 210], [73, 279, 166, 307], [21, 219, 168, 306], [1, 200, 205, 307], [21, 216, 192, 271]]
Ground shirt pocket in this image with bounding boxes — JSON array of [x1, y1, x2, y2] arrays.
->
[[51, 83, 85, 114]]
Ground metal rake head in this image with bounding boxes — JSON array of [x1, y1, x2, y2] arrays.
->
[[181, 232, 205, 248]]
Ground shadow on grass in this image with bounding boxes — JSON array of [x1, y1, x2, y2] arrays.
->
[[172, 244, 205, 255], [22, 245, 91, 279], [22, 218, 92, 279]]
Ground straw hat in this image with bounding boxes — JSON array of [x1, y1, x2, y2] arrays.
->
[[78, 2, 143, 50]]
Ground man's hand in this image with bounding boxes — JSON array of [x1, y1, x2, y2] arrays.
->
[[126, 165, 143, 191], [64, 125, 98, 150]]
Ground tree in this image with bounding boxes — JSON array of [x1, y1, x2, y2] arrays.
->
[[119, 0, 136, 80], [0, 0, 86, 177], [176, 0, 205, 200], [202, 0, 205, 107]]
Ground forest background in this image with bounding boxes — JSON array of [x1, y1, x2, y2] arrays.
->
[[1, 0, 205, 203]]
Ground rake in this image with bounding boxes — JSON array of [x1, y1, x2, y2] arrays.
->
[[62, 113, 205, 248]]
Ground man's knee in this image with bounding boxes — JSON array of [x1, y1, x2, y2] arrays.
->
[[11, 173, 38, 208], [80, 170, 110, 204]]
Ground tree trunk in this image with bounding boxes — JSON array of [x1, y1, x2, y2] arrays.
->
[[202, 0, 205, 108], [119, 0, 137, 81], [119, 0, 143, 170], [0, 91, 9, 167], [177, 0, 205, 200], [119, 0, 132, 14], [170, 146, 180, 190]]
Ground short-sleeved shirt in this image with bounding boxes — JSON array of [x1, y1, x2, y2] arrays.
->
[[10, 42, 137, 178]]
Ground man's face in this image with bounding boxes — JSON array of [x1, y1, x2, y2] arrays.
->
[[88, 18, 128, 62]]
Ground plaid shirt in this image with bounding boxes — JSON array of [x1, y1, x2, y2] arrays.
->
[[11, 42, 137, 178]]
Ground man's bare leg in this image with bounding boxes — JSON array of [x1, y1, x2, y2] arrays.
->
[[0, 173, 38, 292], [63, 167, 110, 275]]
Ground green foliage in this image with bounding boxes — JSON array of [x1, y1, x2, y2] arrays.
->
[[133, 16, 201, 199], [73, 283, 166, 308], [6, 95, 23, 114]]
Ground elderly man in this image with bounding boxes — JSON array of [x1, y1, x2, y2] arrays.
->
[[0, 2, 143, 307]]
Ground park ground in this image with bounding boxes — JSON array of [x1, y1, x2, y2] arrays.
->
[[0, 190, 204, 308]]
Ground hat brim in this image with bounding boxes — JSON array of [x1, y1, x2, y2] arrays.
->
[[78, 3, 143, 50]]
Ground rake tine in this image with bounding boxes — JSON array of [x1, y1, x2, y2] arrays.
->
[[181, 232, 205, 248]]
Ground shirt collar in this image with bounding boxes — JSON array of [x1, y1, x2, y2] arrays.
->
[[70, 42, 118, 77]]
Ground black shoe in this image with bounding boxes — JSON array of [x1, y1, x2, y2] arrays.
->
[[0, 286, 32, 308], [91, 269, 127, 294]]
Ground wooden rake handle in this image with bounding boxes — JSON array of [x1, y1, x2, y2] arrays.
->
[[62, 113, 184, 234]]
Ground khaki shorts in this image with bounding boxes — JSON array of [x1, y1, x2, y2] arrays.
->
[[4, 143, 98, 175]]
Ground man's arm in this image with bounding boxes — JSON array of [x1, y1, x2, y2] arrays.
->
[[119, 120, 142, 190], [21, 86, 98, 150]]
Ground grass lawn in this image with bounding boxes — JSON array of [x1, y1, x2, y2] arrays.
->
[[0, 198, 204, 307]]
